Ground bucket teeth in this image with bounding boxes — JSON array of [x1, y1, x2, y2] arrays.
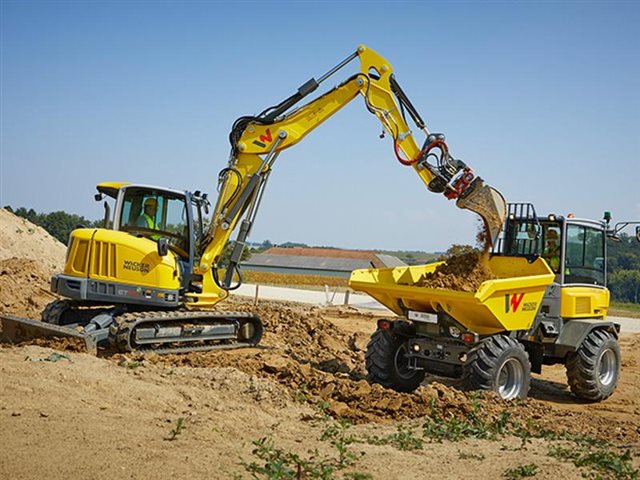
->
[[456, 179, 507, 247]]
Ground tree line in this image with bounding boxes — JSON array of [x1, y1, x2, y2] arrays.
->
[[4, 206, 638, 303], [607, 233, 640, 303]]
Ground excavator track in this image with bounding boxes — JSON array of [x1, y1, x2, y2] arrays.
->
[[108, 310, 263, 354]]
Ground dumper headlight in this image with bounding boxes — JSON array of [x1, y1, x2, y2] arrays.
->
[[449, 326, 461, 338]]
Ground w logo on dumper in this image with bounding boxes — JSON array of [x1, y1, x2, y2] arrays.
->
[[505, 293, 525, 313]]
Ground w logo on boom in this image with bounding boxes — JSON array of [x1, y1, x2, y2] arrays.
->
[[252, 128, 273, 148], [505, 293, 525, 313]]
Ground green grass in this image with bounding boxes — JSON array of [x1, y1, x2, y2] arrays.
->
[[503, 464, 538, 479], [239, 419, 371, 480], [548, 445, 638, 479], [609, 301, 640, 318], [165, 417, 185, 441]]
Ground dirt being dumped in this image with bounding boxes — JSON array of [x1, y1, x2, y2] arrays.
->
[[417, 249, 495, 292], [415, 222, 496, 293]]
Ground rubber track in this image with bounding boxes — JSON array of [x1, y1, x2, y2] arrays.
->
[[108, 310, 263, 354], [41, 300, 75, 324]]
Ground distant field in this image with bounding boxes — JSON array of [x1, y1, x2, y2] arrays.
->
[[379, 250, 440, 265], [243, 271, 348, 289], [610, 301, 640, 319]]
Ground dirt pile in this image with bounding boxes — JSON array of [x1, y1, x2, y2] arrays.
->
[[0, 209, 66, 318], [134, 298, 639, 443], [0, 258, 58, 318], [417, 249, 495, 292], [0, 208, 66, 273]]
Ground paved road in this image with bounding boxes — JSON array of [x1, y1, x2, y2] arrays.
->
[[231, 283, 640, 334]]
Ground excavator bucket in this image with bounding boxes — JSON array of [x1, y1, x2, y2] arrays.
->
[[456, 179, 507, 247]]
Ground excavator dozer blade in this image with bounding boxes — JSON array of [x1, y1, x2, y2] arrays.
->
[[0, 314, 99, 355], [456, 178, 507, 247]]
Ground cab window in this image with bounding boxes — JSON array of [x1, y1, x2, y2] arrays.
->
[[565, 224, 605, 285], [119, 188, 190, 258]]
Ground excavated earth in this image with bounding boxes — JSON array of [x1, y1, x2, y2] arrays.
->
[[1, 209, 639, 479], [416, 249, 495, 292]]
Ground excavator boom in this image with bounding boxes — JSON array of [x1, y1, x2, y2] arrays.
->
[[192, 44, 507, 306]]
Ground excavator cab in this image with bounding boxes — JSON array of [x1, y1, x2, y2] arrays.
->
[[96, 182, 209, 266]]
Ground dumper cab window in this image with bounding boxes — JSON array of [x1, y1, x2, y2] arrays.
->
[[565, 224, 605, 286], [119, 188, 190, 258]]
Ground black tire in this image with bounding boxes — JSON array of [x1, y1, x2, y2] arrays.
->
[[41, 300, 73, 325], [463, 335, 531, 400], [365, 328, 425, 393], [566, 329, 620, 402]]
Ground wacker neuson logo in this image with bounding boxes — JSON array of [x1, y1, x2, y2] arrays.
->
[[505, 293, 537, 313], [123, 260, 150, 273]]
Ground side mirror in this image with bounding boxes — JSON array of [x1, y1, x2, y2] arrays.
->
[[157, 238, 169, 257], [636, 226, 640, 242]]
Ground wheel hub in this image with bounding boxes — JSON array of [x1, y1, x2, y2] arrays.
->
[[497, 358, 524, 400]]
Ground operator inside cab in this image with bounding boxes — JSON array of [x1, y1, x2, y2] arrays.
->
[[137, 197, 160, 240], [543, 228, 561, 273]]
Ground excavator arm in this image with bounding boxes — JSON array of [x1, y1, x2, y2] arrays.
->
[[187, 45, 506, 307]]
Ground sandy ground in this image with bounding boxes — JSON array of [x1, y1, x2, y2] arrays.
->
[[0, 209, 638, 479]]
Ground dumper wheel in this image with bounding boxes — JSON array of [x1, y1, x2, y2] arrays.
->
[[464, 335, 530, 400], [566, 329, 620, 402], [365, 327, 425, 393], [41, 300, 73, 325]]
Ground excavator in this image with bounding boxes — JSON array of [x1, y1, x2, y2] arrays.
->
[[0, 44, 506, 354]]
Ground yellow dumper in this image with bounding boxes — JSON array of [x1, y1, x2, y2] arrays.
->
[[350, 205, 623, 401]]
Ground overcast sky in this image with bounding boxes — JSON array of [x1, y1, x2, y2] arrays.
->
[[1, 1, 638, 252]]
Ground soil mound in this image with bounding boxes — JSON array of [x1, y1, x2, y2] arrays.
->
[[0, 209, 65, 318], [137, 298, 639, 443], [0, 258, 58, 318], [0, 209, 66, 274]]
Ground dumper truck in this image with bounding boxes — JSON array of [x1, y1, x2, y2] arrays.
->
[[351, 204, 637, 401]]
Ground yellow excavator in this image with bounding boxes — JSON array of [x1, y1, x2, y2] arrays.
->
[[0, 45, 506, 354]]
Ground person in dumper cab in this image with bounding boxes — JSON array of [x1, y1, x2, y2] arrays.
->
[[543, 228, 561, 272]]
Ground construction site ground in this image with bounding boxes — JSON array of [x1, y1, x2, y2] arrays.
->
[[1, 209, 638, 479]]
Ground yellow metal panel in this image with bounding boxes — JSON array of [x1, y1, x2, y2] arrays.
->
[[560, 286, 609, 318], [63, 228, 180, 290], [96, 182, 130, 199], [89, 229, 180, 290], [64, 229, 94, 276]]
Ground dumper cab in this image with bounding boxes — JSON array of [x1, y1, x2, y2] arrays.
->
[[351, 203, 621, 402]]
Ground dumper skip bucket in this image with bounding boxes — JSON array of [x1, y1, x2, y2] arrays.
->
[[349, 256, 555, 335]]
